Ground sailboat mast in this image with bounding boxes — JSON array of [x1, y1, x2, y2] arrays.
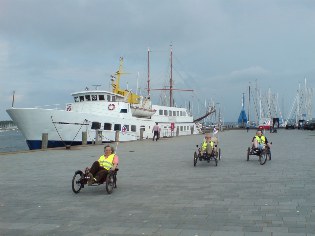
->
[[248, 83, 251, 123], [147, 48, 150, 96], [170, 45, 173, 107]]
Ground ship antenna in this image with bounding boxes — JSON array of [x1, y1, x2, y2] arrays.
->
[[11, 90, 15, 107]]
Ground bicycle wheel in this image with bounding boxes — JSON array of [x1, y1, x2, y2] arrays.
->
[[193, 151, 198, 167], [247, 147, 250, 161], [72, 170, 84, 194], [106, 172, 115, 194], [259, 152, 267, 165]]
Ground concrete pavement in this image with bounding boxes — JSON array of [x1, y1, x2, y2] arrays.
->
[[0, 129, 315, 236]]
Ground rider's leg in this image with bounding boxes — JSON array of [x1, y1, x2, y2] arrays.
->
[[88, 161, 102, 185], [206, 144, 213, 156], [89, 161, 101, 176], [253, 139, 258, 149], [258, 143, 263, 151], [95, 169, 108, 183]]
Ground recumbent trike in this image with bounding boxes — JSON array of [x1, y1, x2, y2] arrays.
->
[[194, 144, 221, 167], [246, 143, 272, 165], [72, 167, 119, 194]]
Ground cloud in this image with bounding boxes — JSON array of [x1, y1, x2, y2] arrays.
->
[[1, 0, 315, 122]]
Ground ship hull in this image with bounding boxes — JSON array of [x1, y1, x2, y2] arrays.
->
[[7, 107, 198, 150]]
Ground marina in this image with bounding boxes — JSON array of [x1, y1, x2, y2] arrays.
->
[[0, 129, 315, 235]]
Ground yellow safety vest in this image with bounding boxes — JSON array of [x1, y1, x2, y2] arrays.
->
[[255, 135, 266, 144], [201, 141, 214, 151], [98, 154, 115, 170]]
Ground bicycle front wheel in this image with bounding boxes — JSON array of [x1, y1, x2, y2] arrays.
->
[[259, 152, 267, 165]]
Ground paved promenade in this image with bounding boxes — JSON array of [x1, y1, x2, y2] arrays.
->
[[0, 129, 315, 236]]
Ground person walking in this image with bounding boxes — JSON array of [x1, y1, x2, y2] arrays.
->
[[246, 122, 250, 132], [152, 122, 160, 141]]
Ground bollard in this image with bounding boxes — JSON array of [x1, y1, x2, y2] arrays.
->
[[115, 130, 119, 142], [82, 131, 87, 145], [140, 129, 144, 140], [95, 130, 102, 145], [41, 133, 48, 149], [176, 127, 179, 137]]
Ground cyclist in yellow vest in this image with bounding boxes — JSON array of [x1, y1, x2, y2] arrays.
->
[[252, 130, 271, 151], [201, 133, 214, 156], [87, 145, 119, 185]]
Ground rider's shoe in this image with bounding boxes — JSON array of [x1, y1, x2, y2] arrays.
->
[[87, 173, 95, 186]]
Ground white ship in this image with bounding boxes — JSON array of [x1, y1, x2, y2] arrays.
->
[[7, 54, 206, 150]]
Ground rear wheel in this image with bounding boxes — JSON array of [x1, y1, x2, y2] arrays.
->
[[259, 152, 267, 165], [247, 147, 250, 161], [72, 170, 84, 194], [193, 151, 198, 167], [106, 172, 115, 194]]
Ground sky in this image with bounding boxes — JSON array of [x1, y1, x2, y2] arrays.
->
[[0, 0, 315, 123]]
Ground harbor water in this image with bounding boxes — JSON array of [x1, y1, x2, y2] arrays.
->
[[0, 130, 29, 152]]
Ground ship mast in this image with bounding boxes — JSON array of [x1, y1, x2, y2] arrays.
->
[[150, 45, 193, 107], [147, 48, 150, 97], [170, 45, 173, 107]]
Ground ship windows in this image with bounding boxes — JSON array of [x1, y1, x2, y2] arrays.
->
[[91, 122, 101, 130], [140, 125, 145, 131], [85, 95, 91, 101], [114, 124, 121, 131], [120, 109, 127, 113], [80, 96, 84, 102], [164, 110, 168, 116], [74, 96, 79, 102], [92, 95, 97, 101], [104, 123, 112, 130], [173, 111, 176, 116], [99, 95, 105, 100], [131, 125, 136, 132], [112, 96, 116, 102], [169, 110, 172, 116], [107, 95, 111, 101], [159, 110, 163, 115], [177, 111, 179, 116], [180, 126, 183, 131], [180, 111, 183, 116]]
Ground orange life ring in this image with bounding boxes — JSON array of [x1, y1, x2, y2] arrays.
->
[[108, 104, 115, 110]]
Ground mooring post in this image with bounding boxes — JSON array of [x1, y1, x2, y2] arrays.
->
[[82, 131, 87, 145], [41, 133, 48, 149], [115, 130, 119, 142]]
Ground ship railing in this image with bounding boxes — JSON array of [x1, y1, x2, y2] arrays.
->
[[34, 104, 62, 110]]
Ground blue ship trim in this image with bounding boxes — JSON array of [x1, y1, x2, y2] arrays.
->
[[25, 140, 107, 150]]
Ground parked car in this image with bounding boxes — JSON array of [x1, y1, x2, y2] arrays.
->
[[285, 123, 295, 129], [304, 121, 315, 130]]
